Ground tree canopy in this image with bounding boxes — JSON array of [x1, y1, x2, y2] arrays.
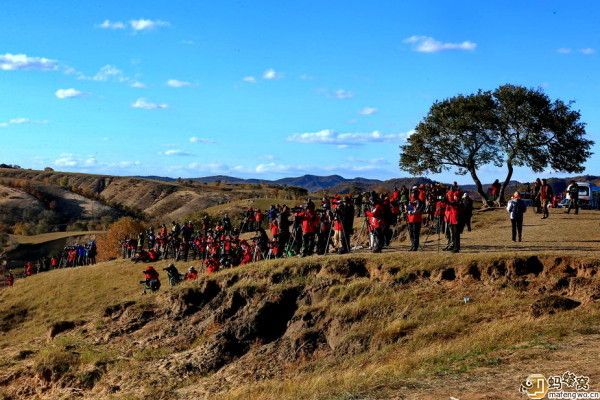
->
[[400, 84, 594, 204]]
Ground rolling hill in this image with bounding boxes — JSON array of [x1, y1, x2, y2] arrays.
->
[[2, 209, 600, 399]]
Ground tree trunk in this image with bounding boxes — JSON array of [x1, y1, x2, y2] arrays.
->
[[469, 168, 490, 207], [499, 161, 514, 206]]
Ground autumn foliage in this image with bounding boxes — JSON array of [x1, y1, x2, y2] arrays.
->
[[96, 217, 146, 261]]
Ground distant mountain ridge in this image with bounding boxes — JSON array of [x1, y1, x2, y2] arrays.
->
[[140, 173, 600, 194]]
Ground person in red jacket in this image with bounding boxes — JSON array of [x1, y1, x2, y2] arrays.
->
[[185, 266, 198, 280], [141, 266, 160, 292], [24, 261, 34, 277], [444, 182, 462, 253], [434, 196, 446, 235], [255, 209, 264, 229], [365, 194, 385, 253], [537, 179, 553, 219], [295, 200, 319, 257], [5, 270, 14, 287], [407, 187, 425, 251]]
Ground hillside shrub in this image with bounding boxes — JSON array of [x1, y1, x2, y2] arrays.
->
[[96, 217, 146, 261]]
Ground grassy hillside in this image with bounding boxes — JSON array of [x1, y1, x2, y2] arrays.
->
[[2, 209, 600, 399], [1, 251, 599, 399]]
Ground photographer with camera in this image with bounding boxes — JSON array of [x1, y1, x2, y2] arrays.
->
[[406, 186, 425, 251], [295, 200, 319, 257]]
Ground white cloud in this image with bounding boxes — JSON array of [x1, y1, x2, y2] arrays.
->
[[334, 89, 353, 99], [404, 35, 476, 53], [53, 154, 79, 167], [557, 47, 572, 54], [130, 19, 169, 31], [262, 68, 280, 80], [0, 53, 58, 71], [287, 129, 412, 146], [161, 149, 191, 156], [243, 76, 257, 83], [359, 107, 378, 116], [167, 79, 194, 88], [98, 20, 126, 30], [130, 81, 146, 88], [299, 74, 313, 80], [131, 98, 168, 110], [580, 48, 596, 55], [0, 117, 30, 128], [189, 136, 215, 144], [55, 88, 84, 99], [91, 64, 126, 82]]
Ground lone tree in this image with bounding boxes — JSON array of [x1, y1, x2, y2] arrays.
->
[[400, 84, 593, 205], [399, 91, 501, 201]]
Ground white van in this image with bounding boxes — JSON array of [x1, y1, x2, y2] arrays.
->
[[565, 182, 600, 209]]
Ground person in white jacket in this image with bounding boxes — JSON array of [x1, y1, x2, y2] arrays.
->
[[506, 192, 527, 242]]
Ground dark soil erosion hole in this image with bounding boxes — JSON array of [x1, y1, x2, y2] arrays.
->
[[513, 256, 544, 276], [440, 268, 456, 281], [531, 295, 581, 318], [254, 287, 302, 343], [326, 258, 368, 278]]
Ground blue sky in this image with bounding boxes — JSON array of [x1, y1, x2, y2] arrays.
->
[[1, 1, 599, 183]]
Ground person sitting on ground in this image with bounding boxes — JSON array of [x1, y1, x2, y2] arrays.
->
[[506, 191, 527, 242], [141, 266, 161, 292], [185, 266, 198, 281]]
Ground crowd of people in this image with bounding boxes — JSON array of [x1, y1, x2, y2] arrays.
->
[[1, 178, 588, 291], [127, 182, 477, 284], [1, 241, 97, 287]]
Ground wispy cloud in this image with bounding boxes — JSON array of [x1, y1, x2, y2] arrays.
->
[[130, 19, 170, 31], [52, 153, 140, 170], [334, 89, 353, 99], [55, 88, 84, 99], [98, 20, 126, 30], [91, 65, 127, 82], [243, 76, 257, 83], [359, 107, 377, 116], [0, 117, 46, 128], [262, 68, 280, 80], [189, 136, 215, 144], [130, 81, 146, 88], [166, 79, 194, 88], [161, 149, 191, 156], [0, 53, 58, 71], [131, 98, 168, 110], [287, 129, 412, 146], [404, 35, 476, 53], [97, 18, 170, 32], [556, 47, 595, 55]]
